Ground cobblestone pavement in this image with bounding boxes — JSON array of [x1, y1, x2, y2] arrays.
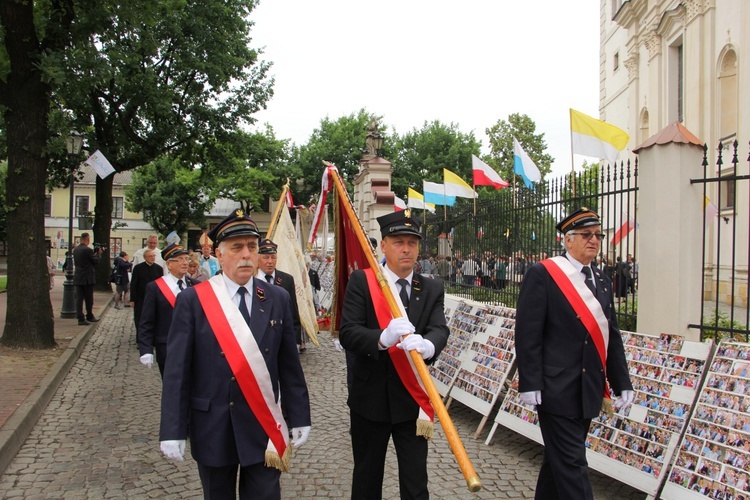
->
[[0, 308, 645, 499]]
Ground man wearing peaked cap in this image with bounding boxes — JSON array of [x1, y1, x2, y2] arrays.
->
[[339, 208, 449, 499], [376, 209, 423, 239], [256, 238, 305, 352], [159, 210, 311, 499], [138, 242, 193, 377], [515, 207, 633, 500]]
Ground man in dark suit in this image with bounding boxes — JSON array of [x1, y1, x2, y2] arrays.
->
[[515, 208, 634, 500], [129, 249, 163, 342], [73, 232, 103, 325], [339, 210, 450, 500], [138, 243, 193, 377], [256, 238, 304, 351], [159, 210, 311, 500]]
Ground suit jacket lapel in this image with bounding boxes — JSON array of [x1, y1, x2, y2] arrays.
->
[[250, 282, 272, 344], [407, 275, 427, 325], [592, 266, 609, 310]]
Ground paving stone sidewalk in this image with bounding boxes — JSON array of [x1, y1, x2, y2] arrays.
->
[[0, 306, 645, 498]]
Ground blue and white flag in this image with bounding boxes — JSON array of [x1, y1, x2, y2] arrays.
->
[[85, 150, 116, 179], [513, 137, 541, 189], [423, 181, 456, 206]]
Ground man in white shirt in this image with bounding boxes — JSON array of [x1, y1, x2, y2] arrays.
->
[[199, 244, 221, 277], [132, 234, 165, 270]]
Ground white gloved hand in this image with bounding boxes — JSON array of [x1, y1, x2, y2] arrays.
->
[[160, 440, 186, 461], [140, 353, 155, 368], [397, 334, 436, 360], [519, 390, 542, 407], [614, 390, 635, 409], [380, 317, 415, 348], [291, 426, 311, 448]]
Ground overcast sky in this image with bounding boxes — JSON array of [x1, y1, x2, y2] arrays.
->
[[249, 1, 601, 179]]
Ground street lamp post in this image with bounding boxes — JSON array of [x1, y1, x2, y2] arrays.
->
[[60, 131, 84, 318]]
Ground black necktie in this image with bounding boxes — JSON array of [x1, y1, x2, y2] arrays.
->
[[397, 279, 410, 310], [237, 286, 251, 325], [265, 274, 273, 283], [581, 267, 596, 295], [177, 279, 184, 291]]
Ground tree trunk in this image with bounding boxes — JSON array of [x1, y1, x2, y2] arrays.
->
[[0, 3, 56, 348]]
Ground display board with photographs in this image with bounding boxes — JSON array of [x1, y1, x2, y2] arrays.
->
[[661, 340, 750, 500], [488, 331, 712, 497], [428, 299, 484, 397], [446, 305, 517, 437]]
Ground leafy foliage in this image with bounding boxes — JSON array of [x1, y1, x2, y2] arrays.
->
[[391, 120, 482, 199], [126, 155, 213, 236]]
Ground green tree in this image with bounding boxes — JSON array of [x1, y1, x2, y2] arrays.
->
[[292, 109, 384, 204], [561, 160, 600, 215], [391, 120, 482, 200], [60, 0, 273, 289], [201, 127, 294, 213], [125, 156, 213, 236], [0, 0, 76, 348]]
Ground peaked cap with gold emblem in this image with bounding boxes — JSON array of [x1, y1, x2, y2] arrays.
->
[[556, 207, 601, 234], [207, 209, 261, 248], [377, 209, 422, 239]]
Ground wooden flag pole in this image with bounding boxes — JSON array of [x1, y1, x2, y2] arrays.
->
[[327, 163, 482, 493], [266, 181, 290, 238]]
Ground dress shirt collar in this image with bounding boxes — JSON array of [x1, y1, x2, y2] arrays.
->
[[382, 262, 414, 288], [223, 274, 254, 310], [164, 272, 185, 295]]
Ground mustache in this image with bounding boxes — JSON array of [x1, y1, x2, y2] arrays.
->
[[236, 260, 255, 268]]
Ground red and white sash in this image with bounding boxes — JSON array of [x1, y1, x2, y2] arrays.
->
[[194, 275, 291, 471], [154, 277, 177, 307], [363, 268, 434, 439], [540, 256, 612, 403]]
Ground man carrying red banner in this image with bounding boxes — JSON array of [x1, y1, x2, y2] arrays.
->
[[339, 210, 450, 500], [515, 207, 634, 500], [159, 210, 311, 500]]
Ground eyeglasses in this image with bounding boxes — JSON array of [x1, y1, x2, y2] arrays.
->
[[168, 257, 190, 263], [568, 232, 606, 241]]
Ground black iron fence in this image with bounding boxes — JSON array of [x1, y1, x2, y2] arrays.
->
[[691, 140, 750, 342], [421, 160, 639, 330]]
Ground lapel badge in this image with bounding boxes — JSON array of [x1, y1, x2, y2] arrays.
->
[[412, 278, 422, 292], [256, 286, 266, 301], [275, 276, 282, 286]]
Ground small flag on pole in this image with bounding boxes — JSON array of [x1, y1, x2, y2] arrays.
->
[[394, 195, 407, 211], [423, 181, 456, 206], [704, 197, 719, 222], [513, 138, 542, 189], [477, 227, 483, 240], [85, 150, 116, 179], [472, 155, 509, 190], [407, 188, 436, 213], [443, 169, 477, 199], [570, 108, 629, 165], [504, 228, 510, 239]]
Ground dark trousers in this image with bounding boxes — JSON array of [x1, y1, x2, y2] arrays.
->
[[350, 411, 428, 500], [197, 461, 281, 500], [536, 410, 593, 500], [75, 284, 94, 321]]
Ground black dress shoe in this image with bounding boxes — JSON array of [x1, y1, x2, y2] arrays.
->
[[86, 317, 100, 322], [78, 320, 91, 325]]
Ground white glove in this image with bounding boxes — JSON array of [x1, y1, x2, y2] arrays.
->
[[397, 334, 436, 360], [140, 353, 155, 368], [519, 390, 542, 407], [332, 338, 344, 352], [614, 390, 635, 409], [160, 440, 186, 461], [379, 317, 415, 348], [291, 426, 311, 448]]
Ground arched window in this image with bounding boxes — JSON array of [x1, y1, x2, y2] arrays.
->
[[639, 109, 650, 144], [718, 48, 737, 141]]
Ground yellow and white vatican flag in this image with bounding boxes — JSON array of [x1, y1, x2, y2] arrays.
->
[[270, 203, 320, 346]]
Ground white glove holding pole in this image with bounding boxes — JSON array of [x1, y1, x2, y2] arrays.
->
[[291, 426, 311, 448], [160, 440, 186, 461], [520, 390, 542, 407], [614, 390, 635, 409], [140, 353, 155, 368], [397, 334, 435, 360], [379, 317, 415, 348]]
